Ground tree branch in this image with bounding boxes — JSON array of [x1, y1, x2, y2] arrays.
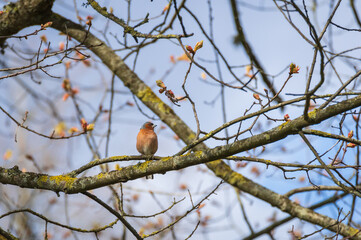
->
[[229, 0, 282, 104], [0, 0, 54, 49]]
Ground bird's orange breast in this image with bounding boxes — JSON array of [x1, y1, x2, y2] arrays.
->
[[136, 129, 158, 155]]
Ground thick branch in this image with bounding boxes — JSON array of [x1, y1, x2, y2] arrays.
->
[[0, 226, 19, 240], [2, 96, 361, 195], [0, 0, 54, 49]]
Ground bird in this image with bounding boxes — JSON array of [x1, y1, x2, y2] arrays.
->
[[136, 121, 158, 179]]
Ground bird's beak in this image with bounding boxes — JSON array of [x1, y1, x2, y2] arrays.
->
[[153, 124, 157, 129]]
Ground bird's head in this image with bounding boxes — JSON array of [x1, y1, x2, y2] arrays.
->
[[142, 121, 156, 130]]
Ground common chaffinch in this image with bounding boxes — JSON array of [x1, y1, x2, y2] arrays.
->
[[136, 122, 158, 178]]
